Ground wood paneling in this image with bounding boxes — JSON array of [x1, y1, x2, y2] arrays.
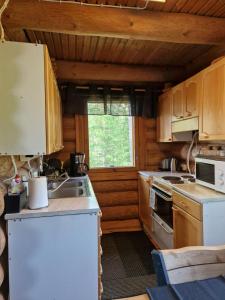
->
[[25, 31, 210, 68], [3, 1, 225, 45]]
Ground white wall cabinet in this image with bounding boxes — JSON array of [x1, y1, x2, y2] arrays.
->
[[0, 41, 63, 155], [7, 212, 100, 300]]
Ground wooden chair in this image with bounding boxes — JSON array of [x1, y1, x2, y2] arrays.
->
[[152, 245, 225, 286]]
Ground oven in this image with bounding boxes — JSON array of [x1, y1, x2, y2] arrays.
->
[[150, 183, 173, 249], [195, 156, 225, 193]]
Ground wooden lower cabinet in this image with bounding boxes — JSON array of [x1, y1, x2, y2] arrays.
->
[[173, 205, 202, 248], [138, 175, 152, 237]]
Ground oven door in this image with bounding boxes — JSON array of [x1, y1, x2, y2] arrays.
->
[[151, 186, 173, 229], [195, 158, 215, 189]]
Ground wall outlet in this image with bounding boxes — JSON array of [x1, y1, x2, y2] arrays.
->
[[20, 155, 39, 162]]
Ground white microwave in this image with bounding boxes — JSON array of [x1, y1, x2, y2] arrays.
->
[[195, 156, 225, 193]]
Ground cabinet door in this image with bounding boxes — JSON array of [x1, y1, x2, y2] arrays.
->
[[171, 83, 184, 121], [157, 91, 172, 142], [173, 205, 202, 248], [139, 175, 152, 235], [199, 62, 225, 141], [184, 73, 201, 119]]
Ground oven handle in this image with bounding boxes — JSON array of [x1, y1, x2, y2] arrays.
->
[[152, 188, 172, 202], [152, 214, 173, 234]]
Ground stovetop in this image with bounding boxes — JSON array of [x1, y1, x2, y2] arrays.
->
[[152, 173, 195, 195], [161, 175, 195, 185]]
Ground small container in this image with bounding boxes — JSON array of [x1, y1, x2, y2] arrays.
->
[[4, 190, 27, 214]]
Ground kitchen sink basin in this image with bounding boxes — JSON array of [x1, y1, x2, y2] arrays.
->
[[47, 177, 91, 199]]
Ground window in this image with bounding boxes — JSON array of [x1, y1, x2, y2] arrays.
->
[[88, 114, 135, 168]]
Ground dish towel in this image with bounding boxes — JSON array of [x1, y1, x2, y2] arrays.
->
[[146, 276, 225, 300]]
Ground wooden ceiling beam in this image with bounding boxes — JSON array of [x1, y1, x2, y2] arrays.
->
[[56, 60, 185, 82], [2, 0, 225, 45]]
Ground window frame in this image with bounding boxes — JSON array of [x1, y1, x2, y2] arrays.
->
[[75, 115, 141, 173]]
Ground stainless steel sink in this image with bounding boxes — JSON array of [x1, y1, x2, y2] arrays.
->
[[48, 177, 91, 199]]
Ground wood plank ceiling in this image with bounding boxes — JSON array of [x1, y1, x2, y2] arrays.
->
[[3, 0, 225, 85], [25, 30, 211, 67]]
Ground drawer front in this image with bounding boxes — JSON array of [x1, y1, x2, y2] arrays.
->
[[173, 191, 202, 220]]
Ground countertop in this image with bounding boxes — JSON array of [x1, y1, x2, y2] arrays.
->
[[5, 176, 100, 220], [173, 183, 225, 204], [138, 170, 188, 177]]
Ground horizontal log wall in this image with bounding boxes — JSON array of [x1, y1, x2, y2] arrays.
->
[[55, 116, 76, 162], [140, 118, 185, 170], [90, 171, 141, 233]]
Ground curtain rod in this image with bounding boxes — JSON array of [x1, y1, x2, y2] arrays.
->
[[64, 85, 147, 92]]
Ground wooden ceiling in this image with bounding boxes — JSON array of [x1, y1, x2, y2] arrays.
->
[[52, 0, 225, 18], [25, 30, 211, 67], [2, 0, 225, 85], [58, 0, 225, 17]]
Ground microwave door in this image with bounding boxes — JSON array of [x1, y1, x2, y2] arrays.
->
[[196, 162, 215, 188]]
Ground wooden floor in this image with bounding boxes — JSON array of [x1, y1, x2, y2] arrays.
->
[[116, 294, 149, 300]]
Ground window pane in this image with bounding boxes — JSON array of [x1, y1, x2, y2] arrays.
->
[[88, 115, 134, 168]]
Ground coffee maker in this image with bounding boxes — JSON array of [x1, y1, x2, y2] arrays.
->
[[69, 152, 89, 177]]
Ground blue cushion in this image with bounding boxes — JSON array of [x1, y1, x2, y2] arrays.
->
[[146, 276, 225, 300]]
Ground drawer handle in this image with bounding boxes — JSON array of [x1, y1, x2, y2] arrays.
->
[[180, 201, 188, 208]]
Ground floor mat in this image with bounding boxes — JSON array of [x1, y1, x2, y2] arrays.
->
[[101, 231, 157, 300]]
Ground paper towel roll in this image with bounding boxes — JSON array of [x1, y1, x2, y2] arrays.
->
[[28, 177, 48, 209]]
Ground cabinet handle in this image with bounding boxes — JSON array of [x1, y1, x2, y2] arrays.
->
[[168, 138, 172, 141], [179, 201, 188, 209], [178, 115, 184, 119], [186, 111, 192, 116]]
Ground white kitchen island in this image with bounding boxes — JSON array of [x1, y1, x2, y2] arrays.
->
[[5, 177, 101, 300]]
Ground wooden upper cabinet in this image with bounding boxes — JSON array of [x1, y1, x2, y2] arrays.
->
[[171, 83, 184, 121], [199, 60, 225, 141], [184, 73, 201, 119], [157, 90, 172, 142]]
